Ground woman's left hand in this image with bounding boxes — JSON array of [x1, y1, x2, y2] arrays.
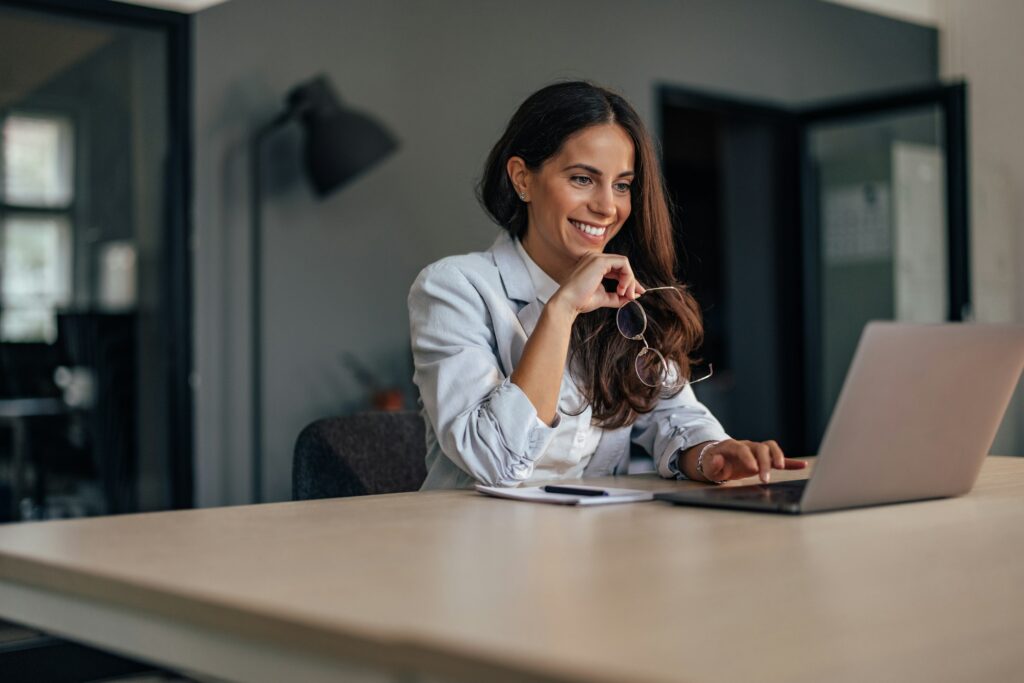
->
[[689, 439, 808, 484]]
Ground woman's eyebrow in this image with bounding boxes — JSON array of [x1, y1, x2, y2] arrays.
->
[[562, 163, 635, 178]]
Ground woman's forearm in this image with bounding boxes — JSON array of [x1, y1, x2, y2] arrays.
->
[[510, 298, 577, 425]]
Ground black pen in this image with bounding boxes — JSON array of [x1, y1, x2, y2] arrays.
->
[[542, 485, 609, 497]]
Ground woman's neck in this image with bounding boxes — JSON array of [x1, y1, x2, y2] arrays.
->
[[520, 232, 573, 284]]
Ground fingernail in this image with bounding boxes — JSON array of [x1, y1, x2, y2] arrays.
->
[[764, 472, 771, 483]]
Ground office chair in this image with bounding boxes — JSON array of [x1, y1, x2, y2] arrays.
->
[[292, 410, 427, 500]]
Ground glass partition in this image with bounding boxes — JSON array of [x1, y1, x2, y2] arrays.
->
[[0, 1, 189, 520]]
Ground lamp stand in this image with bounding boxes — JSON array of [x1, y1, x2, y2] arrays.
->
[[249, 112, 292, 504]]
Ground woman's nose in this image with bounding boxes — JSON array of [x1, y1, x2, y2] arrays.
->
[[589, 186, 615, 217]]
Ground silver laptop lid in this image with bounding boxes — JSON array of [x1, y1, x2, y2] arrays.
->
[[801, 323, 1024, 513]]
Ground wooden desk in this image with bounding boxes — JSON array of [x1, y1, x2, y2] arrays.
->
[[1, 457, 1022, 683]]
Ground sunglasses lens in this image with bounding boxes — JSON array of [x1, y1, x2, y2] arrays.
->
[[635, 347, 668, 387], [616, 301, 646, 339]]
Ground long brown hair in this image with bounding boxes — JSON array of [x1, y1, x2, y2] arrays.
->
[[478, 81, 703, 429]]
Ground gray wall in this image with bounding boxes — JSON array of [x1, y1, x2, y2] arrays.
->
[[938, 0, 1024, 457], [192, 0, 937, 506]]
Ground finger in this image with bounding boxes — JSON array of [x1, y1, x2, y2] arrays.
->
[[612, 268, 634, 298], [602, 254, 632, 278], [783, 458, 809, 470], [766, 440, 785, 470], [725, 442, 758, 479], [616, 272, 628, 296], [705, 453, 728, 482], [615, 273, 634, 298], [716, 458, 732, 482], [753, 443, 772, 483], [619, 271, 639, 301], [593, 290, 629, 310]]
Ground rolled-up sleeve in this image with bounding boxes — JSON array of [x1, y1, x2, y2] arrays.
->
[[630, 384, 730, 479], [409, 262, 559, 486]]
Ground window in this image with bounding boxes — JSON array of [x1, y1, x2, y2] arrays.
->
[[0, 113, 74, 342]]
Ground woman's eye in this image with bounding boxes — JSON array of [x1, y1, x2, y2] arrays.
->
[[570, 175, 592, 186], [614, 182, 632, 193]]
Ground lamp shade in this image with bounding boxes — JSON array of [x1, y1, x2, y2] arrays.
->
[[286, 76, 398, 197]]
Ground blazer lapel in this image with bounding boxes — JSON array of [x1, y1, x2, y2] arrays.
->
[[515, 300, 545, 337], [489, 231, 545, 341]]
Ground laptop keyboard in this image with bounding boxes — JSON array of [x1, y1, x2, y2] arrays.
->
[[704, 479, 807, 504]]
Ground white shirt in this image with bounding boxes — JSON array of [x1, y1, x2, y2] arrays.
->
[[410, 230, 730, 490], [513, 239, 603, 484]]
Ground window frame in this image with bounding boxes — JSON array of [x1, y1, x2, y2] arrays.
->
[[0, 108, 79, 343]]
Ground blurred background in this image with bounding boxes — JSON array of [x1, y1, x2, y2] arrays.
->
[[0, 0, 1020, 518]]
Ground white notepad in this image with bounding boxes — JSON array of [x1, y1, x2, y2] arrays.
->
[[474, 484, 654, 506]]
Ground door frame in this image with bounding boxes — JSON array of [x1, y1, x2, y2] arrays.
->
[[798, 83, 969, 449], [658, 84, 805, 453], [658, 82, 969, 455], [0, 0, 194, 509]]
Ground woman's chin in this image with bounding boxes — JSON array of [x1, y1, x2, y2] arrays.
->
[[568, 244, 604, 260], [570, 232, 608, 252]]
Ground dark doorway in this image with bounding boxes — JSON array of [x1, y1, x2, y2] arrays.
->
[[659, 83, 968, 456]]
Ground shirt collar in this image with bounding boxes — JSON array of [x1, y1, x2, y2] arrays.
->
[[513, 238, 559, 304]]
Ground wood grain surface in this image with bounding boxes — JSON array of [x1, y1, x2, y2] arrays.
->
[[1, 457, 1022, 683]]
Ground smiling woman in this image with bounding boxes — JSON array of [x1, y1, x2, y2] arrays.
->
[[509, 123, 634, 280], [409, 81, 806, 490]]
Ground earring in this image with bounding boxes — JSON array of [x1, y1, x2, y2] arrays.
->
[[519, 192, 528, 201]]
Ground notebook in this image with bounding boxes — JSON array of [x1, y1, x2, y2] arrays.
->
[[475, 484, 653, 506]]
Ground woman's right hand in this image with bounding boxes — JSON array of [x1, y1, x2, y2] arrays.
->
[[549, 252, 645, 317], [514, 252, 643, 423]]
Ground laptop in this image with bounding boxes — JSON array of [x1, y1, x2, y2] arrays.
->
[[655, 322, 1024, 514]]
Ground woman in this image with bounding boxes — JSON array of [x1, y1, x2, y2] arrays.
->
[[409, 81, 806, 489]]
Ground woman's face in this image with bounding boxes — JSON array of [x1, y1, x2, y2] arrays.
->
[[511, 123, 635, 282]]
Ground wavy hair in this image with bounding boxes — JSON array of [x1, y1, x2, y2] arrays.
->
[[478, 81, 703, 429]]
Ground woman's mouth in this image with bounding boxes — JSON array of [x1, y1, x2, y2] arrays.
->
[[570, 219, 608, 239]]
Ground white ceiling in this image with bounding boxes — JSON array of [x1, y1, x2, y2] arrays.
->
[[110, 0, 229, 13], [820, 0, 941, 27]]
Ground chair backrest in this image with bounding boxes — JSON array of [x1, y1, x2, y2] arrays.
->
[[292, 410, 427, 500]]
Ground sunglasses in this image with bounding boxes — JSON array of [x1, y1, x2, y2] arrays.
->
[[615, 286, 713, 389]]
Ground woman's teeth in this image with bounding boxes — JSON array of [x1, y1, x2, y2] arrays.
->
[[571, 220, 607, 236]]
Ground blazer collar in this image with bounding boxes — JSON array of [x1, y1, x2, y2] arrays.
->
[[490, 231, 535, 303], [489, 231, 547, 338]]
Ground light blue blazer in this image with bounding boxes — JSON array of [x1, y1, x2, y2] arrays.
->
[[409, 231, 729, 490]]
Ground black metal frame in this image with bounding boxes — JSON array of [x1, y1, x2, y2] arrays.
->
[[658, 81, 970, 455], [0, 0, 194, 508], [798, 82, 970, 448]]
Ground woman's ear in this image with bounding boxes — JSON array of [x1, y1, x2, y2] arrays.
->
[[506, 156, 530, 200]]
